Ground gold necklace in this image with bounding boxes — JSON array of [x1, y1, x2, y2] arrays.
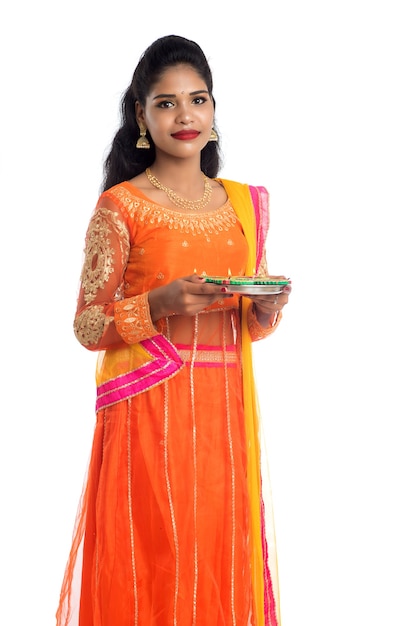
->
[[145, 168, 212, 211]]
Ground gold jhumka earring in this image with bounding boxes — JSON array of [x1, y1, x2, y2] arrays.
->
[[136, 123, 150, 149], [209, 128, 218, 142]]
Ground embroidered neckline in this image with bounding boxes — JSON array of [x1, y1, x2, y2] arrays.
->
[[107, 183, 239, 236]]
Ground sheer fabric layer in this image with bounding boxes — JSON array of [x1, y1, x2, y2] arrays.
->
[[57, 182, 281, 626]]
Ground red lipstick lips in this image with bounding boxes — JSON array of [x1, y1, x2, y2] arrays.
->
[[171, 130, 200, 140]]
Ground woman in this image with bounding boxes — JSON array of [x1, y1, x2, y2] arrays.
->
[[57, 34, 291, 626]]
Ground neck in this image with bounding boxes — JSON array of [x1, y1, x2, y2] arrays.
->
[[150, 156, 205, 188]]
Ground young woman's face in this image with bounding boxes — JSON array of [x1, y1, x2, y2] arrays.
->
[[136, 64, 215, 161]]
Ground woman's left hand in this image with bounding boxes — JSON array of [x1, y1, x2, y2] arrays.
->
[[249, 278, 292, 325]]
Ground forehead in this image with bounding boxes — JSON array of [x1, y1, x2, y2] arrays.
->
[[149, 64, 208, 95]]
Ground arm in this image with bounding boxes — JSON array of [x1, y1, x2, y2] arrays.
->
[[246, 250, 291, 342], [73, 199, 157, 351]]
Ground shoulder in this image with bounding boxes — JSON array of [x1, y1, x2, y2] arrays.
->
[[217, 179, 269, 211], [102, 181, 135, 201], [217, 178, 268, 195], [98, 181, 148, 216]]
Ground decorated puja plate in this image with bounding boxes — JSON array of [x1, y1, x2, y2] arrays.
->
[[204, 275, 290, 295]]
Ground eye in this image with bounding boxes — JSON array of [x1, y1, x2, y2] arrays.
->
[[193, 96, 208, 105], [156, 100, 174, 109]]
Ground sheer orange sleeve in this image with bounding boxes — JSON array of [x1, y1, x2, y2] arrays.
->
[[73, 197, 158, 351], [247, 246, 282, 341], [247, 303, 282, 341]]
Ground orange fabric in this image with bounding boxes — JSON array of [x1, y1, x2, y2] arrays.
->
[[57, 182, 279, 626]]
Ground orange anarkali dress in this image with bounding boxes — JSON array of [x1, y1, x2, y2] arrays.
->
[[56, 180, 282, 626]]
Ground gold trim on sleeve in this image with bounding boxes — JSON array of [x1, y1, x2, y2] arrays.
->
[[74, 305, 107, 346], [114, 293, 156, 344]]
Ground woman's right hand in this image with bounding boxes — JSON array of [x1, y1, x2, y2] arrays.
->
[[148, 274, 233, 322]]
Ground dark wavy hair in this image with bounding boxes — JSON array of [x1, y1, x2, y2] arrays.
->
[[102, 35, 222, 192]]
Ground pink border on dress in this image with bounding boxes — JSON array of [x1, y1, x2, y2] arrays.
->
[[96, 336, 183, 411]]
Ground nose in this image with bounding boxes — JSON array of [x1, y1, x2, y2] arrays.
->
[[175, 102, 194, 125]]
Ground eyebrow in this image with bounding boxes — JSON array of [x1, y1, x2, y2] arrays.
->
[[152, 90, 209, 100]]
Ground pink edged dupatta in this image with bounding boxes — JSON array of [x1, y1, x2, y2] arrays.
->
[[95, 335, 184, 411]]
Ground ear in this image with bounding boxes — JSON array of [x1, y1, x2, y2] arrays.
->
[[135, 101, 145, 125]]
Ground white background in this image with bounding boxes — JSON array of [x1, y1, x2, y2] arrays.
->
[[1, 1, 417, 625]]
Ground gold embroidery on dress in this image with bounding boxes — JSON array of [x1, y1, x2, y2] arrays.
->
[[177, 347, 237, 364], [126, 398, 139, 626], [80, 207, 130, 304], [111, 186, 238, 236], [74, 305, 107, 346], [114, 293, 156, 344]]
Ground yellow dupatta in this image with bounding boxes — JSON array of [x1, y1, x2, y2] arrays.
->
[[220, 179, 280, 626]]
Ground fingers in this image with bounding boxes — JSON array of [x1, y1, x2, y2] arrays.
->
[[184, 274, 233, 297], [272, 283, 292, 305], [249, 281, 292, 316], [162, 275, 232, 317]]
